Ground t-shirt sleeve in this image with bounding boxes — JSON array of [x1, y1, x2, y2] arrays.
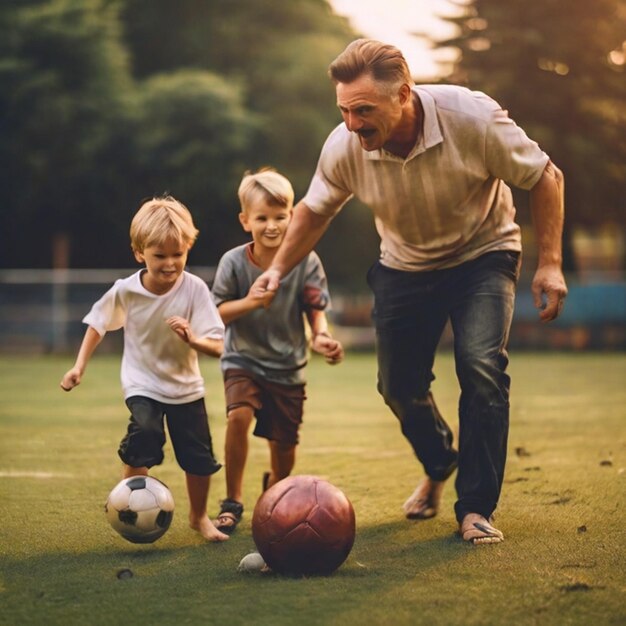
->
[[302, 127, 354, 217], [211, 253, 239, 307], [82, 280, 126, 336], [190, 279, 224, 340], [301, 252, 331, 312], [483, 97, 549, 190]]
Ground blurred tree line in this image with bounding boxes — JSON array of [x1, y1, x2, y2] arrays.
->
[[438, 0, 626, 271], [1, 0, 624, 285], [0, 0, 379, 287]]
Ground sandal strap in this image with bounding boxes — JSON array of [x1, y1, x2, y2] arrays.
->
[[219, 498, 244, 518]]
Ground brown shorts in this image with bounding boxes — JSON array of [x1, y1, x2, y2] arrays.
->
[[223, 369, 306, 445]]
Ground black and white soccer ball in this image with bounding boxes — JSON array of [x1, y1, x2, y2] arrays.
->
[[105, 476, 175, 544]]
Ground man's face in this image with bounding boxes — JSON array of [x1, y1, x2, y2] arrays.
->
[[336, 73, 404, 151]]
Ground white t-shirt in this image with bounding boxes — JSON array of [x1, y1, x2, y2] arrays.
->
[[83, 270, 224, 404], [303, 85, 550, 271]]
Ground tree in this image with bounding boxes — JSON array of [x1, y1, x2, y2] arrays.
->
[[0, 0, 370, 285], [0, 0, 133, 268], [436, 0, 626, 270], [120, 0, 353, 187], [129, 69, 256, 265], [119, 0, 366, 284]]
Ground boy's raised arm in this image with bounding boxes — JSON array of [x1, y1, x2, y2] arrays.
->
[[166, 316, 223, 358]]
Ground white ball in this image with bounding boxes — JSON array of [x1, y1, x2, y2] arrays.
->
[[105, 476, 175, 544], [237, 551, 266, 572]]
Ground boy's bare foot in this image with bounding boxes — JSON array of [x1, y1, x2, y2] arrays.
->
[[190, 516, 229, 542], [459, 513, 504, 545], [403, 477, 446, 519]]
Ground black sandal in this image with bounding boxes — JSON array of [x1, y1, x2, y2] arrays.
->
[[215, 499, 243, 535]]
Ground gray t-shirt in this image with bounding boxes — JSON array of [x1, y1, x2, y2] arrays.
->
[[212, 243, 331, 385]]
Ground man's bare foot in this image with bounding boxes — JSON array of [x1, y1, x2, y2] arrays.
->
[[190, 516, 229, 542], [403, 477, 446, 519], [459, 513, 504, 545]]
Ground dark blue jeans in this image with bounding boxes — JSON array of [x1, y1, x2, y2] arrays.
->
[[367, 251, 520, 522]]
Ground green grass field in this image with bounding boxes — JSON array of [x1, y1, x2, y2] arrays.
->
[[1, 352, 625, 625]]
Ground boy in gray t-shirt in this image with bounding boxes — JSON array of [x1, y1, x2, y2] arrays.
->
[[211, 168, 344, 534]]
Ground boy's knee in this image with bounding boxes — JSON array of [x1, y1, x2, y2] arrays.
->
[[227, 405, 254, 429], [272, 440, 296, 455]]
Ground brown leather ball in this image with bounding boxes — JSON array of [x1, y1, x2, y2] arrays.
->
[[252, 475, 356, 576]]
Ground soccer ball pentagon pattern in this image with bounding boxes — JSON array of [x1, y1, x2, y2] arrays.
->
[[105, 476, 175, 544], [252, 475, 355, 576]]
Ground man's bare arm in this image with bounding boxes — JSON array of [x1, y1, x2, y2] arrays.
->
[[529, 160, 568, 322], [256, 201, 333, 292]]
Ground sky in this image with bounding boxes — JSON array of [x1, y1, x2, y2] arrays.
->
[[329, 0, 463, 80]]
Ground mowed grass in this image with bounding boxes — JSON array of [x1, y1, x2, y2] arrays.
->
[[0, 352, 625, 626]]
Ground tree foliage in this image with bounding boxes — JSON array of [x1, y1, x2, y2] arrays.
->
[[0, 0, 357, 274], [437, 0, 626, 236], [130, 70, 255, 264], [120, 0, 353, 208], [0, 0, 132, 266]]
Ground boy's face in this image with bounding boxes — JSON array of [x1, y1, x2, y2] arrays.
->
[[239, 199, 291, 251], [134, 237, 190, 294]]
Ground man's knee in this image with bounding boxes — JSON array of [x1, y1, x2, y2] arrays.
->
[[378, 375, 432, 419], [457, 351, 509, 395], [382, 388, 434, 423]]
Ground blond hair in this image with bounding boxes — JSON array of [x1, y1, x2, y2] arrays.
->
[[130, 196, 199, 252], [237, 168, 294, 214], [329, 38, 413, 93]]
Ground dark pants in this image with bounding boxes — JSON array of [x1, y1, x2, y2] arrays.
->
[[368, 251, 520, 522], [119, 396, 222, 476]]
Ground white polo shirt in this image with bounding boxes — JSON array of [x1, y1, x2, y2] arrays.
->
[[303, 85, 550, 271]]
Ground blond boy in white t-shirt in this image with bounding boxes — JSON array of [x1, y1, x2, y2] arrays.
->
[[61, 196, 229, 542]]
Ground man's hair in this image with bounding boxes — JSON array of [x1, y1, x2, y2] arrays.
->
[[130, 196, 199, 252], [238, 168, 294, 214], [328, 38, 413, 91]]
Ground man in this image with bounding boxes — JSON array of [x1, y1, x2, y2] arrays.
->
[[254, 39, 567, 544]]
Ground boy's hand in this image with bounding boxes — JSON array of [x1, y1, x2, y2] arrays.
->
[[166, 316, 193, 343], [60, 367, 82, 391], [253, 268, 281, 295], [247, 284, 276, 309], [312, 333, 344, 365]]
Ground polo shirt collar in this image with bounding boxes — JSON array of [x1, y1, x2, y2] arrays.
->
[[364, 86, 443, 162]]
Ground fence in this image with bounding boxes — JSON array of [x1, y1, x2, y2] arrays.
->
[[0, 268, 625, 353]]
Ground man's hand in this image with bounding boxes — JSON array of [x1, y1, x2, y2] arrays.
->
[[532, 265, 568, 322], [251, 268, 282, 308]]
